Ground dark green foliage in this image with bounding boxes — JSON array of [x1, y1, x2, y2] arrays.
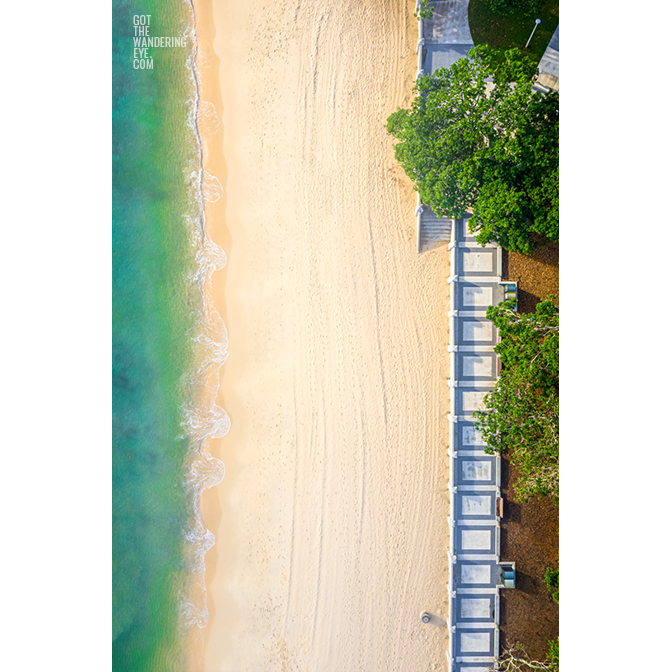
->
[[544, 567, 559, 603], [473, 297, 559, 502], [386, 45, 558, 253], [483, 0, 540, 16], [414, 0, 434, 20], [547, 637, 559, 667]]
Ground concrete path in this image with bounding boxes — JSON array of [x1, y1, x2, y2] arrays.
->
[[413, 6, 518, 672], [424, 0, 473, 44], [445, 218, 519, 672], [536, 25, 559, 91], [422, 0, 474, 77]]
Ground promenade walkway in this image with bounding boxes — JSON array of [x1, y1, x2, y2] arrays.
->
[[410, 8, 559, 664], [445, 217, 518, 672], [411, 3, 547, 669]]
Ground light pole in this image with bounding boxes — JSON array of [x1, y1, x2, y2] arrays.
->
[[524, 18, 541, 49]]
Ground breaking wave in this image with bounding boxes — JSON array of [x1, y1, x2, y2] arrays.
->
[[176, 0, 229, 632]]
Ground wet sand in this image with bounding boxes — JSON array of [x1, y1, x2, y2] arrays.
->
[[193, 1, 452, 670]]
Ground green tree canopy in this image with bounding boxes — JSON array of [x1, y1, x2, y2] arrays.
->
[[387, 45, 558, 253], [473, 297, 559, 502]]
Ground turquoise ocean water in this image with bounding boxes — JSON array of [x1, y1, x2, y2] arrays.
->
[[113, 1, 228, 669]]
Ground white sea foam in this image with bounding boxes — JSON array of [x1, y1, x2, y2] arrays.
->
[[177, 0, 230, 633], [179, 520, 217, 628], [183, 404, 231, 443], [187, 452, 226, 492], [202, 171, 224, 203], [197, 101, 220, 137]]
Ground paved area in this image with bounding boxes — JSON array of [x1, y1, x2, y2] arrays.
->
[[536, 25, 559, 91], [424, 43, 473, 74], [424, 0, 474, 44], [419, 0, 474, 78], [445, 218, 517, 672]]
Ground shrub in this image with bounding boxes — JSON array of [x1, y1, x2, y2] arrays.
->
[[544, 567, 559, 603]]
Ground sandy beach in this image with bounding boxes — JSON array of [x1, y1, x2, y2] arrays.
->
[[192, 1, 451, 670]]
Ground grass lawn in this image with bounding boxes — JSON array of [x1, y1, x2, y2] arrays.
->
[[468, 0, 559, 65]]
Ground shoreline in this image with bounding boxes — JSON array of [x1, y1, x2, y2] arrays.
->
[[187, 0, 232, 668], [189, 1, 452, 670]]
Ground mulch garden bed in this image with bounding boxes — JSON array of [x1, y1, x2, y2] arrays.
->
[[502, 241, 559, 311], [497, 241, 559, 661]]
